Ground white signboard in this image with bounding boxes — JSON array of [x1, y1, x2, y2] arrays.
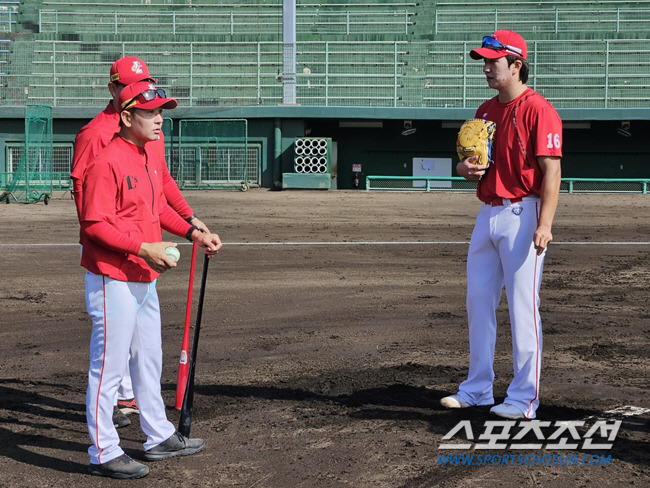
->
[[412, 157, 452, 188]]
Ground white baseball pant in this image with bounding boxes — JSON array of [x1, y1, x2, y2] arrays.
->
[[457, 197, 544, 418], [85, 272, 175, 465]]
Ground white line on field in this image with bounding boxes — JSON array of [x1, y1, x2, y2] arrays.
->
[[1, 241, 649, 247]]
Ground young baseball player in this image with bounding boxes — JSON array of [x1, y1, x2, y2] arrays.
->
[[81, 81, 222, 479], [440, 31, 562, 419], [71, 57, 210, 426]]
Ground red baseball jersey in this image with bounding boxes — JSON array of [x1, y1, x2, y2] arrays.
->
[[475, 88, 562, 202], [71, 102, 192, 221], [80, 136, 191, 282]]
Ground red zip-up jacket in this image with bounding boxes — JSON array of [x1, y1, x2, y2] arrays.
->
[[80, 136, 191, 282], [71, 102, 192, 222]]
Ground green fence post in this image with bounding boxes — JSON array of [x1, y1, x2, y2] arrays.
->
[[462, 41, 467, 108], [532, 41, 537, 92], [52, 42, 56, 106], [257, 42, 261, 104], [604, 41, 609, 108], [189, 42, 193, 107], [394, 42, 398, 107], [325, 42, 329, 107]]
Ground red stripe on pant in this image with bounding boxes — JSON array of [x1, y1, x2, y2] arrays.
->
[[94, 276, 108, 463]]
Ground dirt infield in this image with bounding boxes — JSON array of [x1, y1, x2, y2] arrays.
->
[[0, 190, 648, 487]]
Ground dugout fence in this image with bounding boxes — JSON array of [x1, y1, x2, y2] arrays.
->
[[175, 119, 251, 191], [365, 176, 650, 194]]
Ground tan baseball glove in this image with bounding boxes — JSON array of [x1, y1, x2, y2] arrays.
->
[[456, 118, 496, 167]]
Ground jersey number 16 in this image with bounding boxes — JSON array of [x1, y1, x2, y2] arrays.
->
[[546, 132, 561, 149]]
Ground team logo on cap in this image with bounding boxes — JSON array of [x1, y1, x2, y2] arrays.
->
[[132, 60, 144, 74]]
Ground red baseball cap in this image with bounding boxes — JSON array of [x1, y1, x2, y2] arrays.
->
[[119, 81, 178, 111], [110, 56, 156, 84], [470, 30, 527, 60]]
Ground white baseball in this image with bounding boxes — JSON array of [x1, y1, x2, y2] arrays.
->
[[165, 246, 180, 263]]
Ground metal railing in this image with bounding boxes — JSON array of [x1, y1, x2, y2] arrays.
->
[[434, 0, 650, 6], [4, 38, 649, 108], [434, 7, 650, 34], [39, 1, 418, 7], [0, 8, 16, 32], [366, 176, 650, 194], [39, 9, 415, 35]]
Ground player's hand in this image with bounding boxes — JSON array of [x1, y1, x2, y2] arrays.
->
[[457, 156, 486, 181], [138, 241, 178, 272], [533, 224, 553, 255], [189, 217, 210, 234], [190, 230, 222, 257]]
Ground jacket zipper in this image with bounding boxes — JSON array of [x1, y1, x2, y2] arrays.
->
[[144, 164, 155, 216]]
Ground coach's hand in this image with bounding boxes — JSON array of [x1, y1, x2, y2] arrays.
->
[[139, 241, 179, 272], [457, 156, 486, 180], [189, 229, 222, 257], [189, 216, 211, 234]]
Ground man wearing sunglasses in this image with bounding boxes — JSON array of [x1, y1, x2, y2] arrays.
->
[[440, 31, 562, 420], [80, 81, 222, 479], [71, 57, 210, 428]]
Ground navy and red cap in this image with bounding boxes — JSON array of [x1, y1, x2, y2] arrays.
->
[[470, 30, 527, 61]]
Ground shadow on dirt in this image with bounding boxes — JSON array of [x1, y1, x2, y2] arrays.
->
[[189, 379, 649, 469], [0, 379, 87, 474]]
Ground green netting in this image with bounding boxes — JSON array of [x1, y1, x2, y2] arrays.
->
[[2, 105, 54, 204], [176, 119, 249, 190]]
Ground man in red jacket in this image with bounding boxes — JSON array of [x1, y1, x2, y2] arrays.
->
[[81, 81, 222, 479], [72, 57, 209, 426]]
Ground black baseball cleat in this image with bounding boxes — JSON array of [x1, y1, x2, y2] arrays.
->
[[113, 405, 131, 428], [89, 453, 149, 479], [144, 431, 205, 461]]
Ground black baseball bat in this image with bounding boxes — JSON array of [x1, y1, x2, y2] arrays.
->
[[178, 253, 210, 438]]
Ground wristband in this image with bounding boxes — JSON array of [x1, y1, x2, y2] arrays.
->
[[185, 225, 199, 242], [185, 214, 197, 223]]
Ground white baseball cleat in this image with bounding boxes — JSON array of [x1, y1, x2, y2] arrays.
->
[[440, 394, 472, 409], [490, 403, 527, 419]]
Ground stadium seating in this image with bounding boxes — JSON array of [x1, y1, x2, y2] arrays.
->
[[37, 8, 416, 37], [432, 7, 650, 35], [0, 2, 18, 33], [1, 0, 649, 110]]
